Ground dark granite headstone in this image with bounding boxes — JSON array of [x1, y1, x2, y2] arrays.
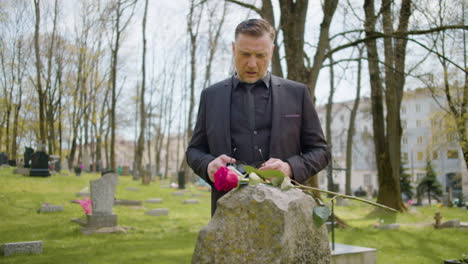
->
[[0, 152, 8, 165], [24, 147, 34, 168], [29, 151, 50, 177]]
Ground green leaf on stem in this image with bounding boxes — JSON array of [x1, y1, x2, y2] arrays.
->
[[313, 206, 330, 228], [244, 165, 285, 184]]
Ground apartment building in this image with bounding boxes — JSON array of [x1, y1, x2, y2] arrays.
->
[[316, 88, 467, 198]]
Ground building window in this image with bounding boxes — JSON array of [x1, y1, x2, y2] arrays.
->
[[417, 136, 423, 144], [417, 152, 424, 161], [402, 137, 408, 144], [431, 119, 438, 128], [416, 120, 422, 128], [402, 152, 408, 162], [447, 150, 458, 159], [433, 151, 438, 160], [340, 115, 344, 122], [401, 105, 406, 114], [402, 120, 407, 129], [416, 104, 421, 112], [447, 133, 457, 142], [364, 174, 371, 186]]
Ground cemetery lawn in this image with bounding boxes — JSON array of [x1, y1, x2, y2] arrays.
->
[[0, 168, 467, 264]]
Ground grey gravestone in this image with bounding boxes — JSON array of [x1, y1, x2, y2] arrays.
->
[[1, 241, 42, 256], [145, 208, 169, 216], [39, 204, 64, 213], [114, 199, 142, 206], [440, 220, 460, 228], [183, 199, 199, 204], [192, 185, 331, 264], [126, 187, 139, 191], [86, 173, 118, 229], [146, 198, 163, 204], [76, 187, 90, 197], [29, 151, 50, 177], [192, 193, 205, 197], [172, 191, 184, 196], [377, 224, 400, 230], [82, 150, 90, 172]]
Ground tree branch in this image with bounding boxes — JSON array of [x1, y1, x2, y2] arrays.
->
[[225, 0, 261, 15]]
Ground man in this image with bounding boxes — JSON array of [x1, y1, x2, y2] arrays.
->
[[186, 18, 330, 216]]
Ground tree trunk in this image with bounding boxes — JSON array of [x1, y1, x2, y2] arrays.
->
[[345, 47, 363, 195], [137, 0, 149, 183], [326, 51, 335, 195], [33, 0, 46, 149]]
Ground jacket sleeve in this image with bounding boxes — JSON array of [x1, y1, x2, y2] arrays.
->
[[286, 85, 331, 184], [186, 89, 216, 184]]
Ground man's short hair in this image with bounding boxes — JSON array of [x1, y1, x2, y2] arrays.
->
[[235, 19, 275, 42]]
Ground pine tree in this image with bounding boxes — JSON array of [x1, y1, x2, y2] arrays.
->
[[417, 160, 443, 205], [400, 162, 413, 201]]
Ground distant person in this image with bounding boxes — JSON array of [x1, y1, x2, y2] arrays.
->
[[186, 18, 330, 216]]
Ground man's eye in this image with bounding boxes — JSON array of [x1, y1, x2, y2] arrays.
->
[[257, 54, 266, 58]]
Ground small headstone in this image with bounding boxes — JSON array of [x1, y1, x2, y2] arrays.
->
[[146, 198, 163, 204], [122, 166, 130, 176], [114, 199, 142, 206], [439, 220, 460, 228], [85, 173, 118, 230], [183, 199, 199, 204], [377, 224, 400, 230], [145, 208, 169, 216], [172, 191, 184, 196], [39, 204, 64, 213], [76, 187, 90, 197], [126, 187, 139, 191], [335, 197, 350, 206], [1, 241, 43, 256], [191, 193, 205, 197]]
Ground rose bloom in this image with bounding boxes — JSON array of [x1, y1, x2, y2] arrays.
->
[[78, 198, 92, 215], [214, 166, 239, 191]]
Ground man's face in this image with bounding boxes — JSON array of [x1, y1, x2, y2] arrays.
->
[[232, 33, 274, 83]]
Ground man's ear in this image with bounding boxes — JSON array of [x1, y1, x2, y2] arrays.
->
[[232, 41, 236, 54]]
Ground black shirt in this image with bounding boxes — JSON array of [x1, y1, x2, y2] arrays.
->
[[230, 72, 272, 167]]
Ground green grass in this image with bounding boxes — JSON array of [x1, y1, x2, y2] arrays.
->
[[0, 167, 467, 263]]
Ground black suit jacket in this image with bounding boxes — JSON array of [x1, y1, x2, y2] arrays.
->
[[186, 75, 330, 215]]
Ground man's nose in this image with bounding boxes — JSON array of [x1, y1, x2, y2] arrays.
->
[[246, 56, 256, 68]]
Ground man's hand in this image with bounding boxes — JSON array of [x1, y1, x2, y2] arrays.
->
[[259, 158, 292, 178], [207, 154, 236, 182]]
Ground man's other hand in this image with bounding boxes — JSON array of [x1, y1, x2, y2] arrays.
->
[[207, 155, 236, 182], [259, 158, 292, 178]]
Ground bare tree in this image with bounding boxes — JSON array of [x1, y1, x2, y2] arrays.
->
[[135, 0, 150, 183], [108, 0, 137, 170], [363, 0, 412, 211]]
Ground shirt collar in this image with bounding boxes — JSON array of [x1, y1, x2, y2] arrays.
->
[[233, 71, 271, 90]]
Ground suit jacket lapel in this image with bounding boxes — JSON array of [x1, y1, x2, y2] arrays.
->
[[269, 75, 282, 157]]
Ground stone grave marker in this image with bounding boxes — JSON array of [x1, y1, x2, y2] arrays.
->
[[39, 204, 64, 213], [145, 208, 169, 216], [192, 185, 331, 264], [29, 151, 50, 177], [146, 198, 163, 204], [183, 199, 199, 204], [0, 152, 8, 166], [85, 173, 119, 230], [76, 187, 90, 197], [1, 241, 43, 256], [126, 187, 139, 191], [172, 191, 184, 196], [24, 147, 34, 168], [114, 199, 142, 206]]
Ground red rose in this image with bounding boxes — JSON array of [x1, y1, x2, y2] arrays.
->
[[214, 166, 239, 191]]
